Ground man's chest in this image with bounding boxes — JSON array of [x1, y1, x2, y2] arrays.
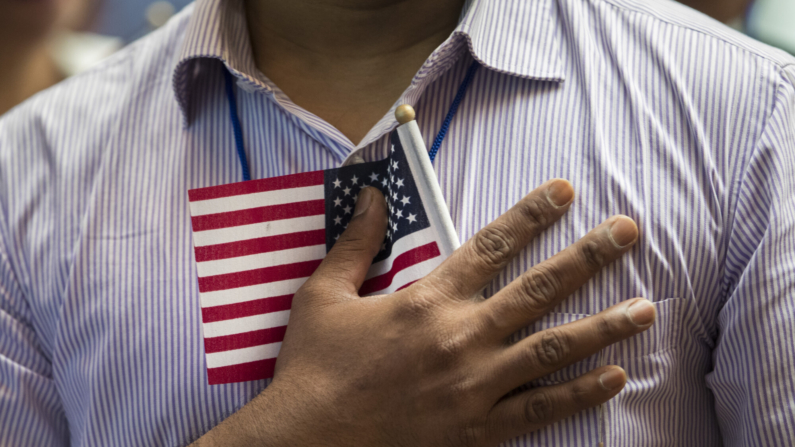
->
[[52, 101, 723, 445], [48, 55, 742, 443]]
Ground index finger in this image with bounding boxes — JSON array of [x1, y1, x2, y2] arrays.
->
[[420, 179, 574, 299]]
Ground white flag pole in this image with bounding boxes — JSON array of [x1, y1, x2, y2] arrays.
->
[[394, 105, 460, 257]]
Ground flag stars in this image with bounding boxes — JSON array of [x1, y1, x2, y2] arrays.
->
[[326, 150, 422, 253]]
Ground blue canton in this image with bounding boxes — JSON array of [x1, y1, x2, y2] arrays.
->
[[324, 131, 431, 262]]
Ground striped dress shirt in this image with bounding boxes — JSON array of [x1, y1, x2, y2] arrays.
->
[[1, 0, 794, 445]]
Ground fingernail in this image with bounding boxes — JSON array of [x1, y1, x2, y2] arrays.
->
[[546, 179, 574, 207], [609, 216, 638, 247], [599, 367, 626, 391], [353, 187, 373, 218], [627, 299, 655, 326]]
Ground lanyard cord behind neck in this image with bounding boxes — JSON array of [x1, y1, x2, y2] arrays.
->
[[224, 60, 480, 181]]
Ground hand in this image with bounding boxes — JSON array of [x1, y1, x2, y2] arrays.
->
[[193, 179, 654, 447]]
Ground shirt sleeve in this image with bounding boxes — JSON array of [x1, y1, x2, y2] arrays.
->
[[707, 65, 795, 447], [0, 137, 69, 446]]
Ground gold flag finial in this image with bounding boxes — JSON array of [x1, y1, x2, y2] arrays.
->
[[395, 104, 416, 125]]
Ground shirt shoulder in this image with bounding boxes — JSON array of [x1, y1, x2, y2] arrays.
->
[[0, 3, 195, 144], [565, 0, 795, 166], [0, 2, 195, 215], [0, 5, 196, 313], [592, 0, 795, 69]]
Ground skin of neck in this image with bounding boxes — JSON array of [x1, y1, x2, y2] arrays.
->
[[245, 0, 464, 146]]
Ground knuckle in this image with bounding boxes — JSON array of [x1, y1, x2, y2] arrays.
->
[[517, 268, 561, 314], [569, 381, 592, 406], [596, 314, 624, 340], [534, 329, 571, 368], [524, 392, 555, 425], [449, 421, 485, 447], [393, 282, 451, 320], [433, 332, 468, 365], [578, 240, 607, 271], [449, 377, 476, 397], [445, 373, 485, 407], [472, 226, 517, 270], [401, 292, 436, 318], [476, 304, 502, 335], [515, 196, 550, 230]]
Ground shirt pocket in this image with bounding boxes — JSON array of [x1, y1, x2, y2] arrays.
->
[[510, 298, 720, 447], [520, 297, 695, 388]]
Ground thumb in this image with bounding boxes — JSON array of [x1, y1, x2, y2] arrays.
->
[[305, 186, 388, 298]]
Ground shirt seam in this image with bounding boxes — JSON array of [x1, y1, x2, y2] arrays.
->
[[718, 69, 787, 308]]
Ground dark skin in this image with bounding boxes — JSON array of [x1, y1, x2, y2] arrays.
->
[[245, 0, 464, 146], [192, 181, 654, 446], [0, 0, 101, 115], [192, 2, 656, 445]]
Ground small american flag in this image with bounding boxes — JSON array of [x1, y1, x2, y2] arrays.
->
[[189, 128, 459, 384]]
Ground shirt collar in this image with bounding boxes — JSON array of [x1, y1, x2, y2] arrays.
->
[[172, 0, 264, 122], [172, 0, 565, 123], [456, 0, 565, 82]]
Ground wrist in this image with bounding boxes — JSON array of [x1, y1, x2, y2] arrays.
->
[[191, 380, 312, 447]]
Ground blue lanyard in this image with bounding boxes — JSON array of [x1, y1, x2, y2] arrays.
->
[[224, 61, 479, 181]]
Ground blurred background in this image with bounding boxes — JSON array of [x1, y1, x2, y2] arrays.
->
[[1, 0, 794, 116], [94, 0, 190, 42]]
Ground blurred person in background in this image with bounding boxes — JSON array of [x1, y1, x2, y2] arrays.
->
[[678, 0, 795, 54], [0, 0, 120, 115], [746, 0, 795, 54], [678, 0, 753, 23]]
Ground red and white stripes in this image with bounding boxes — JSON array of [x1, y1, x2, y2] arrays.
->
[[189, 170, 444, 384], [189, 172, 326, 384]]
